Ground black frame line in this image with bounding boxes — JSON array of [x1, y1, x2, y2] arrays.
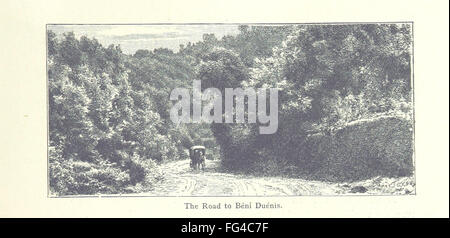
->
[[46, 22, 416, 198]]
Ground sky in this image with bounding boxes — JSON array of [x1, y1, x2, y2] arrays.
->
[[47, 24, 241, 55]]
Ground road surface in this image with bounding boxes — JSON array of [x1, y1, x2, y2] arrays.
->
[[133, 159, 415, 196]]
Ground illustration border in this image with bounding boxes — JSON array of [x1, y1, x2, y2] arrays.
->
[[46, 22, 416, 198]]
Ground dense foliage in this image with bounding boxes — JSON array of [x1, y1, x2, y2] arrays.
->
[[49, 24, 414, 195], [48, 32, 207, 195], [196, 24, 413, 180]]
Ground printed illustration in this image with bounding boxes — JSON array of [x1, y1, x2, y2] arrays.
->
[[47, 24, 414, 196]]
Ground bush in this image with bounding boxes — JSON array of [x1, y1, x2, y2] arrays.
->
[[125, 153, 163, 190], [299, 116, 414, 182], [238, 116, 414, 182], [49, 150, 130, 195], [49, 147, 163, 196]]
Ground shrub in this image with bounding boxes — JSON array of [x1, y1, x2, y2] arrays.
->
[[49, 147, 164, 195], [49, 149, 130, 195], [301, 116, 414, 182]]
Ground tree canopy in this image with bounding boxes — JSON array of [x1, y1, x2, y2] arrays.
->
[[48, 24, 413, 194]]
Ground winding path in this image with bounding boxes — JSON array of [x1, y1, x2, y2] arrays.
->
[[137, 159, 346, 196]]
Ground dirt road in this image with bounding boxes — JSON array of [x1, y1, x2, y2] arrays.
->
[[134, 159, 415, 196]]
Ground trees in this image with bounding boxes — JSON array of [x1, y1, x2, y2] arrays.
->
[[48, 30, 189, 195], [48, 23, 414, 194], [196, 24, 413, 179]]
